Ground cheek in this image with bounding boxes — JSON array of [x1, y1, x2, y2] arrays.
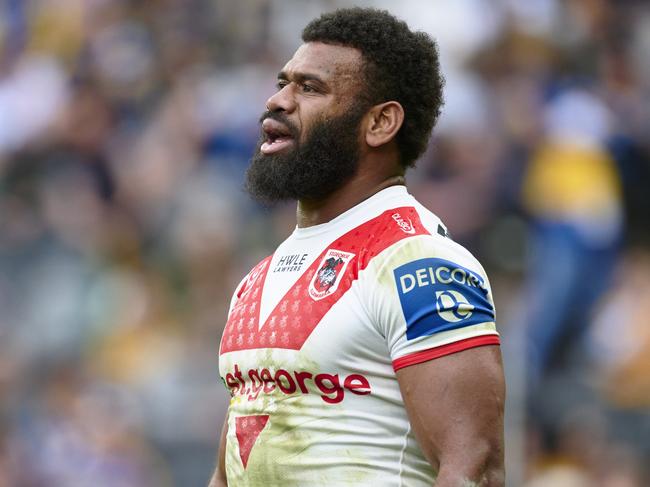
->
[[297, 99, 337, 134]]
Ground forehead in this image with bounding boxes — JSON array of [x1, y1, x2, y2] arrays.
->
[[282, 42, 362, 85]]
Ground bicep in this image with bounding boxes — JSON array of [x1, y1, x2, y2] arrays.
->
[[396, 345, 505, 482]]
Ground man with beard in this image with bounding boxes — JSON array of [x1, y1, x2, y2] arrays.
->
[[210, 8, 505, 487]]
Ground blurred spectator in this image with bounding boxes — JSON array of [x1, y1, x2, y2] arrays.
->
[[522, 87, 623, 396]]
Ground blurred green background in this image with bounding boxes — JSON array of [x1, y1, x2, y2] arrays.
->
[[0, 0, 648, 485]]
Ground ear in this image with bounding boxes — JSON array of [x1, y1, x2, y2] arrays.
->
[[364, 101, 404, 148]]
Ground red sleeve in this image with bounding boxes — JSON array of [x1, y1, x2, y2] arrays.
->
[[392, 335, 500, 372]]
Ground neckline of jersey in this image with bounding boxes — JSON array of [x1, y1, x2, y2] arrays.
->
[[290, 185, 411, 240]]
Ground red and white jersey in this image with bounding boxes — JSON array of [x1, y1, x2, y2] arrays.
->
[[218, 186, 499, 486]]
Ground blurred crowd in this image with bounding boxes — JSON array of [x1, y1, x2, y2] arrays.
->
[[0, 0, 648, 485]]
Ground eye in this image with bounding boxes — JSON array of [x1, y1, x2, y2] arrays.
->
[[301, 83, 316, 93], [276, 80, 289, 91]]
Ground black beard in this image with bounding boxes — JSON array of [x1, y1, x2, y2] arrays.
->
[[245, 106, 365, 204]]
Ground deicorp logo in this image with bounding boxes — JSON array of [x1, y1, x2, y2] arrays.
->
[[435, 290, 474, 322], [394, 258, 495, 339]]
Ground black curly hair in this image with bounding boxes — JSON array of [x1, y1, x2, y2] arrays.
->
[[302, 7, 444, 168]]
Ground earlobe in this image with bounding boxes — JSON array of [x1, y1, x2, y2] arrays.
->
[[365, 102, 404, 148]]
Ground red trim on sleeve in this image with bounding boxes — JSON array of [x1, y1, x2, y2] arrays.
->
[[392, 335, 500, 372]]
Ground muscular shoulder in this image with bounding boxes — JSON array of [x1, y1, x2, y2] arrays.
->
[[356, 200, 484, 280], [351, 205, 440, 271], [357, 217, 497, 364], [371, 234, 487, 281]]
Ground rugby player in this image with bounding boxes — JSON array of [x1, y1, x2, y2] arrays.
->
[[209, 8, 505, 486]]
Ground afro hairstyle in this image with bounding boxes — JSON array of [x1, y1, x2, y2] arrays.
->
[[302, 7, 444, 168]]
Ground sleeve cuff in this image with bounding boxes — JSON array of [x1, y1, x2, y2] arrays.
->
[[392, 334, 500, 372]]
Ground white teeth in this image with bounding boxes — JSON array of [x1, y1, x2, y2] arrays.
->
[[260, 137, 293, 154]]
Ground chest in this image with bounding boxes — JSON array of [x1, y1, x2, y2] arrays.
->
[[223, 249, 385, 363]]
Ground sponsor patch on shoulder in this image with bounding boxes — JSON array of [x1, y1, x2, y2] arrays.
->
[[393, 258, 495, 340]]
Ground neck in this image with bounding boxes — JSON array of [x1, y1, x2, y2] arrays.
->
[[296, 173, 405, 228]]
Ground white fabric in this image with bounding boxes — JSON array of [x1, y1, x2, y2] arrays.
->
[[218, 186, 498, 486]]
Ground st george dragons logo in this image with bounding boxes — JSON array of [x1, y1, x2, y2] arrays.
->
[[309, 249, 355, 301]]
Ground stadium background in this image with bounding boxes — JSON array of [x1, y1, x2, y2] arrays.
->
[[0, 0, 649, 485]]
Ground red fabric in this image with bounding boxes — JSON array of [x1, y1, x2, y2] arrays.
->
[[220, 207, 429, 353], [235, 415, 270, 468], [392, 335, 500, 371]]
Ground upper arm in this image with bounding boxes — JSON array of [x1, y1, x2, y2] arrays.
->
[[362, 234, 504, 483], [396, 345, 505, 485]]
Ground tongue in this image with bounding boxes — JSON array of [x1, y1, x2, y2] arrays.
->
[[261, 137, 293, 155]]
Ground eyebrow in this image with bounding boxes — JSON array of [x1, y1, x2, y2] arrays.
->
[[277, 71, 328, 88]]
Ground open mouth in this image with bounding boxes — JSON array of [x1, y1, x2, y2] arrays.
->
[[260, 118, 295, 155]]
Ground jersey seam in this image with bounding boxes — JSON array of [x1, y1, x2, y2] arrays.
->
[[398, 420, 411, 487]]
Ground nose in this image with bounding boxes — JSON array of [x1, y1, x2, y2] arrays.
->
[[266, 84, 297, 113]]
